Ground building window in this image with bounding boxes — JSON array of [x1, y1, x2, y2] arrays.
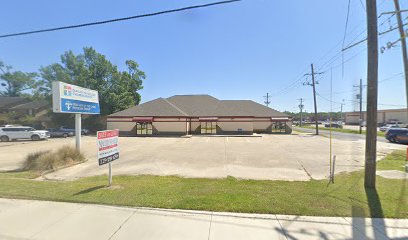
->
[[136, 122, 153, 135], [200, 122, 216, 134]]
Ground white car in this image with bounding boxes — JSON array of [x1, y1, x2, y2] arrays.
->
[[380, 124, 400, 132], [0, 126, 50, 142]]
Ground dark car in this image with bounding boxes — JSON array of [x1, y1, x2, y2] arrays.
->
[[46, 128, 74, 138], [59, 127, 90, 135], [385, 128, 408, 144], [324, 123, 343, 129]]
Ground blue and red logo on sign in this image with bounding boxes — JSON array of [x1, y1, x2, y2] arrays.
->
[[63, 86, 72, 96]]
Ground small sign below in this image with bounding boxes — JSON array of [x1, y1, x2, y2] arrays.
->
[[97, 129, 119, 166]]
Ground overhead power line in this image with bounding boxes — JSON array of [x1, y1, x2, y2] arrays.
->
[[0, 0, 241, 39]]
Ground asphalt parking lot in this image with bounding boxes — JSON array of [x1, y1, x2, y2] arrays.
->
[[0, 133, 404, 181]]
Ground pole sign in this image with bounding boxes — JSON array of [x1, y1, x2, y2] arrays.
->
[[97, 129, 119, 166], [52, 81, 100, 114]]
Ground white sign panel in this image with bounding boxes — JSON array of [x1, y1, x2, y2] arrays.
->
[[52, 81, 100, 114], [97, 129, 119, 166]]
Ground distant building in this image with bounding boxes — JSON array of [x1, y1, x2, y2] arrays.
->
[[9, 100, 49, 116], [107, 95, 292, 136], [0, 96, 28, 113], [344, 108, 408, 125], [0, 97, 51, 128]]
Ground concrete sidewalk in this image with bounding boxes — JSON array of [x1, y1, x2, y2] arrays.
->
[[0, 199, 407, 240]]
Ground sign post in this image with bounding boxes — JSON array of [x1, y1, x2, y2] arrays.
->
[[97, 129, 119, 186], [75, 114, 81, 151], [52, 81, 100, 152], [109, 162, 112, 186]]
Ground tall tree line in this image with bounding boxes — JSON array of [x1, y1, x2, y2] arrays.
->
[[0, 47, 146, 130]]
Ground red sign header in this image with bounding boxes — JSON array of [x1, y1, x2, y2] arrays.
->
[[97, 129, 119, 139]]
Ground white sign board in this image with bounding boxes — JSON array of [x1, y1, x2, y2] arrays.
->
[[97, 129, 119, 166], [52, 81, 100, 114]]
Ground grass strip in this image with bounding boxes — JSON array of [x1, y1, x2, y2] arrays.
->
[[0, 152, 406, 218]]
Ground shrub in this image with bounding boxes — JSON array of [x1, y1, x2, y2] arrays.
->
[[22, 146, 85, 172]]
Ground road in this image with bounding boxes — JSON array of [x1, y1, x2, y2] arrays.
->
[[0, 198, 407, 240], [294, 127, 390, 143]]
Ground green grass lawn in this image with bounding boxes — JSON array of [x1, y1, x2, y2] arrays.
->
[[300, 125, 386, 137], [377, 150, 407, 172], [0, 152, 407, 218]]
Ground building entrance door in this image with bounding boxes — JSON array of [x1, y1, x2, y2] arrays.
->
[[136, 122, 153, 135], [271, 122, 286, 133], [200, 122, 217, 134]]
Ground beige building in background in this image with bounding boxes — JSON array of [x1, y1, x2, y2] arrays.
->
[[344, 108, 408, 125], [107, 95, 292, 136]]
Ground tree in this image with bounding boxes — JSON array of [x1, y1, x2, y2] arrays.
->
[[0, 60, 38, 97], [38, 47, 145, 115]]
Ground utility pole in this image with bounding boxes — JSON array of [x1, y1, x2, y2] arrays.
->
[[359, 79, 363, 134], [365, 0, 379, 189], [304, 64, 323, 135], [263, 93, 271, 107], [354, 79, 364, 134], [393, 0, 408, 121], [298, 98, 304, 127], [340, 99, 345, 122]]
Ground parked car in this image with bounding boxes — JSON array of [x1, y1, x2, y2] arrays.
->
[[59, 126, 90, 135], [46, 128, 75, 138], [0, 126, 50, 142], [324, 123, 343, 128], [387, 120, 403, 125], [385, 128, 408, 144], [0, 125, 15, 128], [380, 124, 400, 132]]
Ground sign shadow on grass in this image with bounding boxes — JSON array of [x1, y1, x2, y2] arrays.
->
[[73, 185, 106, 196]]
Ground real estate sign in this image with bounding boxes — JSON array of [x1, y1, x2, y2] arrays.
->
[[52, 81, 100, 114], [97, 129, 120, 166]]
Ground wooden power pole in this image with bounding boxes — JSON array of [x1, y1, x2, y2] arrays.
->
[[354, 79, 364, 134], [365, 0, 379, 189], [304, 64, 322, 135], [311, 64, 319, 135], [393, 0, 408, 120], [359, 79, 363, 134], [298, 98, 304, 127]]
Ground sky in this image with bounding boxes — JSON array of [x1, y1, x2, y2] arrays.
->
[[0, 0, 407, 113]]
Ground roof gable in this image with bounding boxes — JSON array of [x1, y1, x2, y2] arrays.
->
[[108, 95, 288, 118], [109, 98, 187, 117], [166, 95, 220, 116]]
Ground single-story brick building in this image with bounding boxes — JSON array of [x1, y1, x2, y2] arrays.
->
[[107, 95, 292, 136]]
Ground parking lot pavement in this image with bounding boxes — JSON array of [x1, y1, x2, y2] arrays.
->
[[1, 198, 407, 240], [0, 137, 95, 171], [1, 133, 404, 181]]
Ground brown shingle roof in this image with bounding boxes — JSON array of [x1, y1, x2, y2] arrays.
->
[[215, 100, 288, 117], [0, 97, 28, 108], [10, 100, 49, 110], [108, 95, 289, 118], [109, 98, 187, 117]]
